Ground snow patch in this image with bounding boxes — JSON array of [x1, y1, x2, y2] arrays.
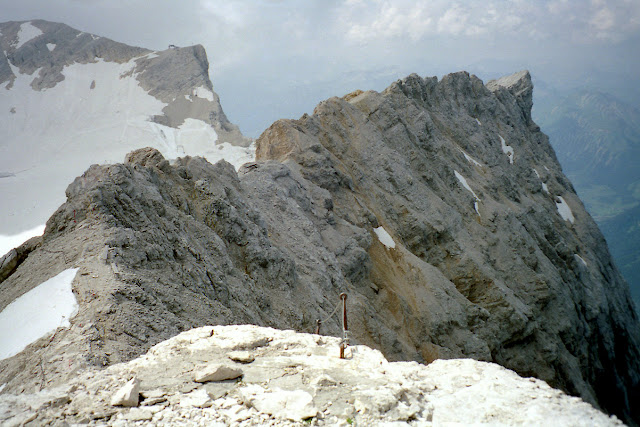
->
[[46, 43, 56, 52], [374, 226, 396, 249], [555, 196, 575, 223], [0, 224, 45, 257], [533, 169, 550, 194], [0, 57, 169, 233], [213, 141, 256, 170], [14, 22, 43, 49], [193, 87, 215, 102], [575, 254, 588, 267], [542, 182, 549, 194], [499, 135, 514, 164], [0, 268, 79, 360], [460, 149, 482, 167], [144, 52, 159, 60], [150, 119, 255, 170], [454, 170, 481, 215], [0, 383, 5, 393], [475, 118, 481, 125]]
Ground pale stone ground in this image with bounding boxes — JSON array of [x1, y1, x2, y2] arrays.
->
[[0, 325, 623, 426]]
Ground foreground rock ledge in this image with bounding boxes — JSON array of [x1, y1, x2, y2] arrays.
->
[[0, 325, 622, 426]]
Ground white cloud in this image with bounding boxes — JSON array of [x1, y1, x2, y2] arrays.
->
[[590, 7, 615, 33], [336, 0, 640, 44], [437, 5, 470, 36]]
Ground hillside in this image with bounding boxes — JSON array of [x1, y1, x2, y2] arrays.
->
[[1, 66, 639, 425], [0, 20, 251, 235], [536, 89, 640, 312]]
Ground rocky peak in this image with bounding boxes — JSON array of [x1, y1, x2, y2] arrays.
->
[[0, 20, 149, 90], [257, 71, 640, 424], [487, 70, 535, 127], [2, 66, 639, 425]]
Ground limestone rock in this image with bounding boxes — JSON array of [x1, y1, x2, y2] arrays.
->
[[256, 71, 640, 424], [0, 325, 624, 426], [241, 384, 318, 421], [124, 408, 153, 421], [228, 351, 256, 364], [110, 378, 140, 407], [194, 364, 243, 383], [179, 389, 213, 408]]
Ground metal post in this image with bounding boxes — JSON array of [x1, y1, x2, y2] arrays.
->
[[339, 293, 348, 359], [315, 319, 321, 335]]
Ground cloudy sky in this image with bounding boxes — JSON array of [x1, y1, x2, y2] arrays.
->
[[2, 0, 639, 136]]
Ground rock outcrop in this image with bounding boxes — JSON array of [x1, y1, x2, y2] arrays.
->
[[256, 71, 640, 424], [0, 325, 624, 426], [1, 70, 639, 425]]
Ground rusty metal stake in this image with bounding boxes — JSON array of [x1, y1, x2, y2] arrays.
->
[[339, 293, 348, 359], [315, 319, 321, 335]]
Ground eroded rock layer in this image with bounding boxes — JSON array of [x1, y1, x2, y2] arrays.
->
[[1, 70, 639, 425], [256, 71, 640, 424]]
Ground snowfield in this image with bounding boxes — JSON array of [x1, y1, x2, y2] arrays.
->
[[0, 268, 79, 360], [556, 196, 575, 223], [14, 22, 42, 49], [0, 224, 45, 257], [0, 56, 255, 235]]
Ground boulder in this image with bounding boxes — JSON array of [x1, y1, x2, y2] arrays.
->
[[110, 378, 140, 407], [194, 364, 243, 383]]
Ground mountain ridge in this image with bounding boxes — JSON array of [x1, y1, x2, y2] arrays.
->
[[0, 21, 639, 425]]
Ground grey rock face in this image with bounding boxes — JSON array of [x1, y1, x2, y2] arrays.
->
[[0, 19, 247, 145], [1, 69, 639, 425], [0, 235, 41, 283], [0, 20, 148, 90], [0, 148, 355, 396], [133, 44, 247, 146], [256, 71, 640, 425]]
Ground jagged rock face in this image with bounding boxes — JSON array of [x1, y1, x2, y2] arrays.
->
[[256, 71, 640, 424], [0, 148, 356, 394], [133, 44, 246, 145], [1, 69, 639, 425]]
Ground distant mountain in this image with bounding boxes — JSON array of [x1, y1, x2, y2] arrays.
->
[[0, 20, 251, 235], [600, 203, 640, 310], [535, 89, 640, 312]]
